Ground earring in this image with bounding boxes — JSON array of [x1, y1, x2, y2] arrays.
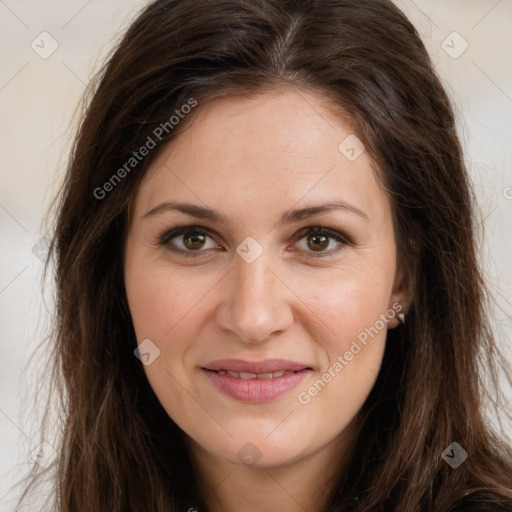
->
[[397, 312, 405, 325]]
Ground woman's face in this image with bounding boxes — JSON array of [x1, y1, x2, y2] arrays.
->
[[124, 89, 408, 469]]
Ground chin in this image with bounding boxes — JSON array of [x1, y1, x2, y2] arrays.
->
[[205, 429, 314, 469]]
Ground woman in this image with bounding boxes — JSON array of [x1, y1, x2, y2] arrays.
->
[[18, 0, 512, 510]]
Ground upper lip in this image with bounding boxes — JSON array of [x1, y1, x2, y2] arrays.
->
[[202, 358, 312, 373]]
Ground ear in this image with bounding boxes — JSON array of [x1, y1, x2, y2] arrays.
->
[[387, 265, 413, 329]]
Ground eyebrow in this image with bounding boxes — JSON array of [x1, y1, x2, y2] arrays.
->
[[142, 199, 369, 227]]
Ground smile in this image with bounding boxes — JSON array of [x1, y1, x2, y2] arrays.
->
[[213, 369, 299, 379], [201, 365, 312, 403]]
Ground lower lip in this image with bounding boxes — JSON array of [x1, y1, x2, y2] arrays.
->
[[202, 368, 311, 403]]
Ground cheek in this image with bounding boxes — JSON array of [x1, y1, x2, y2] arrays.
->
[[296, 258, 395, 354], [124, 262, 213, 427], [291, 257, 394, 416], [292, 288, 389, 442], [125, 260, 223, 404], [126, 261, 211, 339]]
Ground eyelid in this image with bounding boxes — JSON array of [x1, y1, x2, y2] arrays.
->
[[159, 225, 213, 246], [157, 223, 352, 258]]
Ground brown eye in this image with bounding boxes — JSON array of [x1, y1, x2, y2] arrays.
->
[[306, 232, 329, 252], [182, 231, 207, 250], [160, 227, 219, 256], [293, 227, 350, 258]]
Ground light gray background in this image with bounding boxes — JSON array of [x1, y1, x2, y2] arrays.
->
[[1, 1, 511, 510]]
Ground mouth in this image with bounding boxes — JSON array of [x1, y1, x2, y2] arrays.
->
[[204, 369, 305, 379], [201, 359, 313, 403], [202, 358, 312, 374]]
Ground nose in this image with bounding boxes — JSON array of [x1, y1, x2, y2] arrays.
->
[[214, 250, 294, 344]]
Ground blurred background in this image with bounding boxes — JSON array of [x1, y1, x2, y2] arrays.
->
[[1, 0, 511, 509]]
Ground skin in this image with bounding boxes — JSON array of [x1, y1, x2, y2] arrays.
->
[[124, 88, 411, 512]]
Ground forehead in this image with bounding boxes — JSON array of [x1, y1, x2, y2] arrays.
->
[[132, 89, 390, 226]]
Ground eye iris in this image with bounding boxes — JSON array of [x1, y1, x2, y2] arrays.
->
[[183, 232, 206, 250], [307, 233, 329, 251]]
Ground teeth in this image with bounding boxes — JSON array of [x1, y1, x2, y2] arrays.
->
[[239, 372, 258, 379], [217, 369, 298, 379], [257, 372, 273, 379]]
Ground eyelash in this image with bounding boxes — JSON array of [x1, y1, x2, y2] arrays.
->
[[156, 224, 352, 259]]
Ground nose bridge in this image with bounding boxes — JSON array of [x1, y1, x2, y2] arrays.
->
[[236, 249, 273, 305], [215, 244, 293, 343]]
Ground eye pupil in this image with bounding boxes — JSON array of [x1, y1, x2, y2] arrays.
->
[[307, 234, 329, 251], [184, 232, 206, 250]]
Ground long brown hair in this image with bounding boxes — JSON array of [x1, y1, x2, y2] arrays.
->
[[17, 0, 512, 510]]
